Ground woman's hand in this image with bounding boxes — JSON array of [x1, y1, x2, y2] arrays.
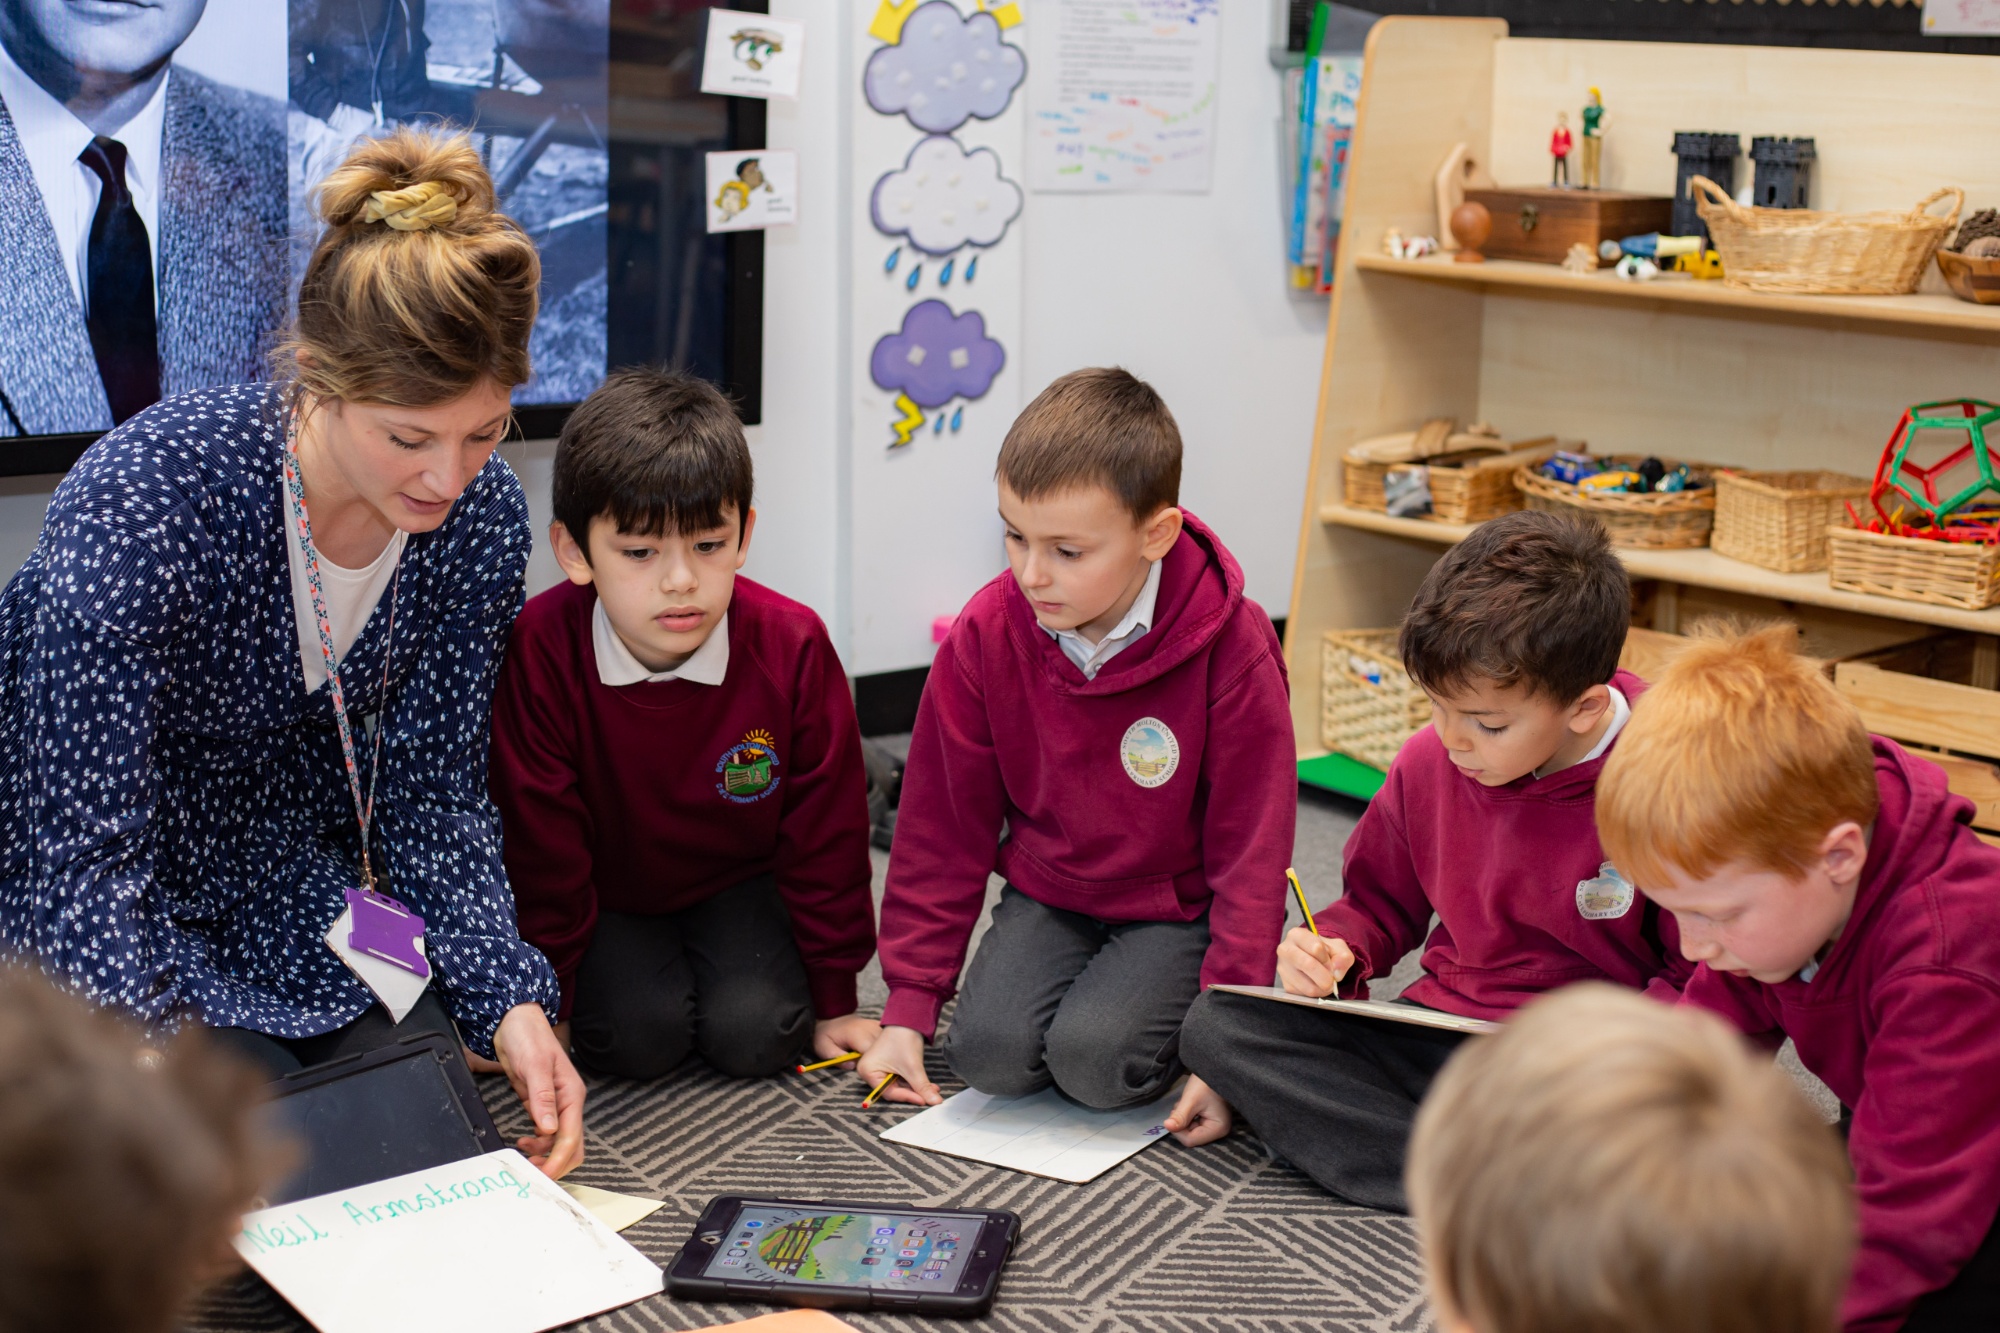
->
[[1163, 1075, 1233, 1147], [1276, 928, 1356, 998], [812, 1012, 882, 1062], [492, 1003, 585, 1178], [854, 1024, 942, 1106]]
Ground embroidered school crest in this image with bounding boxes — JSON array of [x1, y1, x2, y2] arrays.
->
[[1120, 717, 1180, 789], [1576, 861, 1636, 921], [716, 729, 782, 803]]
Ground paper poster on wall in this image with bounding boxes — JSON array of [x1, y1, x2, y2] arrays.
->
[[700, 9, 807, 99], [870, 299, 1007, 446], [705, 150, 799, 232], [1027, 0, 1222, 193], [1922, 0, 2000, 32]]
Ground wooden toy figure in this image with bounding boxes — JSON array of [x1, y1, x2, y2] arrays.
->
[[1581, 88, 1606, 189], [1550, 110, 1573, 188]]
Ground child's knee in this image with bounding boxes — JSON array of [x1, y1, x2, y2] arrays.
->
[[1043, 1011, 1180, 1110], [1177, 989, 1245, 1079], [570, 998, 694, 1081], [941, 1005, 1051, 1097], [694, 986, 811, 1078]]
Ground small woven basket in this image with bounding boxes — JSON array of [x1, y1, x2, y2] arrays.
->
[[1321, 629, 1430, 771], [1428, 443, 1560, 524], [1513, 459, 1718, 549], [1826, 526, 2000, 611], [1689, 176, 1962, 295], [1712, 470, 1871, 573]]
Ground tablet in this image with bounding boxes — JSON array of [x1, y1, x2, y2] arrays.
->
[[260, 1032, 506, 1205], [666, 1195, 1020, 1317]]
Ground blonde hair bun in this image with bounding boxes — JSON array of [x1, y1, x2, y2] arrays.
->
[[282, 125, 539, 407], [313, 127, 492, 234]]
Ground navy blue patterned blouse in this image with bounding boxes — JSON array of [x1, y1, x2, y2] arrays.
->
[[0, 383, 558, 1055]]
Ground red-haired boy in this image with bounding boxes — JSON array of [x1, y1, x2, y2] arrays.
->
[[1600, 625, 2000, 1332]]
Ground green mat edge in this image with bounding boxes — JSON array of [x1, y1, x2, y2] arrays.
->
[[1297, 751, 1387, 801]]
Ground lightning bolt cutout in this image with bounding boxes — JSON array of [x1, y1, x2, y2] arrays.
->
[[889, 392, 925, 447]]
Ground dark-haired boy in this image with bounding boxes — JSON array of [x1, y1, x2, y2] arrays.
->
[[856, 367, 1296, 1110], [1171, 511, 1691, 1208], [490, 369, 878, 1081]]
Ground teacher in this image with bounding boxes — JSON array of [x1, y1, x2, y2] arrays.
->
[[0, 127, 583, 1176]]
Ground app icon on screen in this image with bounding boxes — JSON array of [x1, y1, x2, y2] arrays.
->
[[895, 1259, 916, 1268], [721, 1258, 742, 1267], [921, 1271, 943, 1280], [875, 1227, 897, 1236], [943, 1231, 960, 1241], [727, 1248, 747, 1257], [744, 1220, 765, 1229], [899, 1248, 919, 1258], [860, 1257, 880, 1266], [937, 1240, 958, 1250], [888, 1270, 909, 1280]]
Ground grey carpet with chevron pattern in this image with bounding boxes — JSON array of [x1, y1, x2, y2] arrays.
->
[[190, 792, 1433, 1332], [190, 1030, 1431, 1333]]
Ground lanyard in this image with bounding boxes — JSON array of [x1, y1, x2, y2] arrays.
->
[[282, 408, 402, 892]]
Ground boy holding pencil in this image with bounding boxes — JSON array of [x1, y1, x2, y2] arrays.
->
[[491, 371, 878, 1081], [1170, 512, 1692, 1204], [858, 369, 1295, 1110]]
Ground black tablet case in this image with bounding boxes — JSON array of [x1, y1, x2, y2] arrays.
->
[[261, 1032, 506, 1205]]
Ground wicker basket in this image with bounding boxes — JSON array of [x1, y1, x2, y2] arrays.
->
[[1711, 470, 1871, 573], [1513, 460, 1719, 549], [1429, 442, 1561, 524], [1688, 176, 1962, 295], [1826, 526, 2000, 611], [1321, 630, 1430, 771]]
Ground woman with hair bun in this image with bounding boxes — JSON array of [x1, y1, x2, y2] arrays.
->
[[0, 128, 584, 1177]]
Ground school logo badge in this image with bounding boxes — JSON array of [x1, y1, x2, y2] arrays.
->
[[1576, 861, 1636, 921], [1120, 717, 1180, 789], [715, 729, 782, 803]]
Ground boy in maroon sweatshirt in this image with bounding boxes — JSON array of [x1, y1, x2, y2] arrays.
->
[[490, 370, 877, 1081], [1170, 512, 1692, 1208], [856, 368, 1295, 1110], [1600, 626, 2000, 1333]]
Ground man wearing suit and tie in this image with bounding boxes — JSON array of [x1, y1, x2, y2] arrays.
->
[[0, 0, 285, 437]]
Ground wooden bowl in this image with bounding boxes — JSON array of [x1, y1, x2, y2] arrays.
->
[[1937, 249, 2000, 305]]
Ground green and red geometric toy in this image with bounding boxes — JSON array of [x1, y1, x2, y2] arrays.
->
[[1863, 399, 2000, 543]]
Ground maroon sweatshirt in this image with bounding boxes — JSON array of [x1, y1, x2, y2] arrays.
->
[[876, 513, 1296, 1038], [1319, 670, 1694, 1017], [489, 577, 876, 1021], [1680, 740, 2000, 1333]]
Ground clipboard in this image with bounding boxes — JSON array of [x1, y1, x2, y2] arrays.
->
[[1206, 984, 1500, 1035]]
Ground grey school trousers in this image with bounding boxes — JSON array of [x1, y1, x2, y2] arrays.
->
[[1179, 986, 1467, 1212], [939, 885, 1209, 1110]]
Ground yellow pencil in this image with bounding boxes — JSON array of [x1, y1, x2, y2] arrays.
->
[[796, 1051, 863, 1073], [861, 1072, 897, 1108], [1288, 867, 1321, 936]]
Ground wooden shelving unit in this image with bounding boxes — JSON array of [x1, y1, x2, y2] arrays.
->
[[1284, 20, 2000, 793]]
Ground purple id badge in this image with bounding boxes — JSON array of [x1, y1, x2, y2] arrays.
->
[[345, 888, 431, 979]]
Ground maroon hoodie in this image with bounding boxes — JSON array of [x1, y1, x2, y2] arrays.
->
[[877, 513, 1296, 1037], [1319, 670, 1694, 1018], [490, 577, 876, 1021], [1681, 740, 2000, 1333]]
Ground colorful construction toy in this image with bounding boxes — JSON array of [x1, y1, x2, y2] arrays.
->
[[1864, 399, 2000, 541]]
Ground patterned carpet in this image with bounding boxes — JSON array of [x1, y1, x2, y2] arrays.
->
[[190, 1035, 1432, 1333]]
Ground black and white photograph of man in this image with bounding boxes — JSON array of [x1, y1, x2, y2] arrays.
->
[[0, 0, 285, 437]]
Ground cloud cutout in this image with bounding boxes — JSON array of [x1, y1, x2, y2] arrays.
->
[[863, 1, 1026, 134], [871, 135, 1023, 256], [870, 300, 1005, 408]]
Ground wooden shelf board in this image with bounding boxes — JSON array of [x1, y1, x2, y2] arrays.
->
[[1352, 253, 2000, 339], [1318, 503, 2000, 635]]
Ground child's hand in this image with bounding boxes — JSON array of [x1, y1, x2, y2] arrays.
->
[[1163, 1075, 1233, 1147], [1276, 928, 1355, 998], [855, 1024, 943, 1106], [812, 1013, 882, 1061]]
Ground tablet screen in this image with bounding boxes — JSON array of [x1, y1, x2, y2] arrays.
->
[[701, 1206, 983, 1290], [264, 1048, 489, 1204]]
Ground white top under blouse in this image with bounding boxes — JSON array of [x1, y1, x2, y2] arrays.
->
[[287, 526, 407, 695]]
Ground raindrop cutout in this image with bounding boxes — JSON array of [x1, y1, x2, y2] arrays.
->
[[934, 413, 946, 434], [950, 406, 964, 432], [884, 248, 900, 273], [966, 255, 978, 283], [905, 264, 922, 291], [939, 257, 955, 286]]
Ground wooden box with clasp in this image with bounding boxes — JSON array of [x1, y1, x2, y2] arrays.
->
[[1463, 186, 1674, 264]]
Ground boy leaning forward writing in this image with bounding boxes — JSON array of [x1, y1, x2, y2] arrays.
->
[[491, 370, 877, 1082], [1600, 626, 2000, 1332], [858, 368, 1296, 1109], [1172, 512, 1692, 1204]]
